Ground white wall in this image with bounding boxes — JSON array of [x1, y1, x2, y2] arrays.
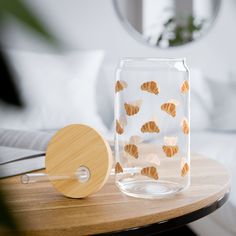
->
[[1, 0, 236, 80]]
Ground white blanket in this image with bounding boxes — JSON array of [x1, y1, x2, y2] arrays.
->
[[191, 131, 236, 235]]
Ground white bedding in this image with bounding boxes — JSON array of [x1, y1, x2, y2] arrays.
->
[[1, 50, 108, 135], [190, 131, 236, 236]]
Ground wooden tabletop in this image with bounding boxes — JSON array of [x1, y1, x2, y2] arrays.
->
[[0, 155, 230, 235]]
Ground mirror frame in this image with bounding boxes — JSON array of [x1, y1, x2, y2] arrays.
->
[[113, 0, 222, 49]]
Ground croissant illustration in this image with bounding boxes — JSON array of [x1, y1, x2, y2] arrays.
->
[[115, 80, 127, 93], [181, 163, 189, 177], [141, 121, 160, 133], [141, 166, 158, 180], [124, 103, 140, 116], [164, 136, 178, 146], [116, 119, 124, 135], [181, 80, 189, 93], [161, 102, 176, 117], [162, 145, 179, 157], [115, 162, 123, 174], [129, 135, 143, 144], [146, 153, 161, 166], [181, 118, 189, 134], [124, 144, 139, 159], [141, 81, 159, 95]]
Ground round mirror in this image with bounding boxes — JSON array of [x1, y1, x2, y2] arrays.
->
[[113, 0, 221, 48]]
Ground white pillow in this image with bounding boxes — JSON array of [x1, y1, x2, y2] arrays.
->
[[190, 69, 213, 130], [0, 50, 108, 134]]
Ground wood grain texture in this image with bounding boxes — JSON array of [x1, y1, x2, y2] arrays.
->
[[45, 124, 113, 198], [0, 155, 230, 235]]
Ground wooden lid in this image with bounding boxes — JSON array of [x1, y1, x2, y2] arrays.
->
[[45, 124, 113, 198]]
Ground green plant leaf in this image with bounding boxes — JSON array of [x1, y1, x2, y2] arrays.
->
[[169, 25, 184, 46], [0, 0, 57, 45], [0, 50, 23, 107], [0, 0, 61, 106]]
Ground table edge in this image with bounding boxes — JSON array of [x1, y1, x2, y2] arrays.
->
[[100, 190, 230, 235]]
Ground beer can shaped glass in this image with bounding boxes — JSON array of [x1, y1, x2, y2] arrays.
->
[[114, 58, 190, 199]]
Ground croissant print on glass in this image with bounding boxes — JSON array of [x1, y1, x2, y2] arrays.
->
[[115, 58, 190, 199]]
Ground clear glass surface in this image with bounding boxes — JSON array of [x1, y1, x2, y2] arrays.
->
[[114, 58, 190, 199]]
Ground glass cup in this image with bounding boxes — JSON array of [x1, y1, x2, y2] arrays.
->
[[114, 58, 190, 199]]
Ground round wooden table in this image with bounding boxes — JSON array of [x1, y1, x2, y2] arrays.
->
[[0, 155, 230, 235]]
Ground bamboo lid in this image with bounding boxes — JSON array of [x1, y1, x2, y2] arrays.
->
[[45, 124, 113, 198]]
